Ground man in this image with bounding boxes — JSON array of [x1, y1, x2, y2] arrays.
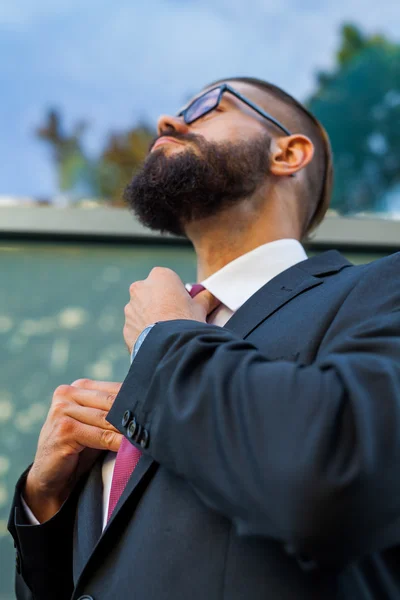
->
[[8, 77, 400, 599]]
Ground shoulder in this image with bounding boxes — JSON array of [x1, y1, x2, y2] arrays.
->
[[306, 251, 400, 324], [340, 251, 400, 316], [354, 252, 399, 293]]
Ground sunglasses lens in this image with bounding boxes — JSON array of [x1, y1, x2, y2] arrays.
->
[[185, 88, 221, 123]]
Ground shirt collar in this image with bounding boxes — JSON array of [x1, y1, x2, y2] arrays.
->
[[196, 239, 307, 312]]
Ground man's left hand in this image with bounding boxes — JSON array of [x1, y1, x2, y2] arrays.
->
[[123, 267, 220, 354]]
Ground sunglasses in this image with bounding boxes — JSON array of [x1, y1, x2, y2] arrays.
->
[[178, 83, 292, 136]]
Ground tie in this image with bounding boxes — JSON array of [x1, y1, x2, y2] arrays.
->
[[107, 283, 206, 521]]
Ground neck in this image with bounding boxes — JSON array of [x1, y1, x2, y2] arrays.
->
[[185, 197, 301, 281]]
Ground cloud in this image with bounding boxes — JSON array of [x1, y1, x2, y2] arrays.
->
[[1, 0, 400, 195]]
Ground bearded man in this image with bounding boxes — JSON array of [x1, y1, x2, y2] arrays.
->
[[9, 78, 400, 600]]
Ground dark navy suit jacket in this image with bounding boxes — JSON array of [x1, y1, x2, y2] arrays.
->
[[9, 250, 400, 599]]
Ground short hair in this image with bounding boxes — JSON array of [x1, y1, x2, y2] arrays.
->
[[209, 77, 333, 236]]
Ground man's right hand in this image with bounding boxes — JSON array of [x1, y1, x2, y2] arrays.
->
[[24, 379, 123, 524]]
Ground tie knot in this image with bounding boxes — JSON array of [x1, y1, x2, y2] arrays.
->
[[189, 283, 205, 298]]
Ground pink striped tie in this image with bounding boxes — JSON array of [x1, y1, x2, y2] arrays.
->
[[107, 283, 205, 521]]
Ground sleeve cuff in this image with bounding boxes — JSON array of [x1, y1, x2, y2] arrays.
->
[[107, 319, 228, 452]]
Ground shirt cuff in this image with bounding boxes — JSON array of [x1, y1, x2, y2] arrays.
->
[[131, 324, 155, 363], [20, 495, 40, 526]]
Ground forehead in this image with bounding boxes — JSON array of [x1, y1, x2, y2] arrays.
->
[[189, 81, 276, 111], [180, 80, 297, 133]]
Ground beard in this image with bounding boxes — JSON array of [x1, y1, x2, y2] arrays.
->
[[123, 130, 271, 237]]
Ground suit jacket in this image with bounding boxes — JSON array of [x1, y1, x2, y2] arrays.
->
[[8, 250, 400, 600]]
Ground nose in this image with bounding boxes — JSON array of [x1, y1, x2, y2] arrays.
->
[[157, 114, 190, 137]]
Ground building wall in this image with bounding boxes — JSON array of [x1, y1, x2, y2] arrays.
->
[[0, 229, 398, 598]]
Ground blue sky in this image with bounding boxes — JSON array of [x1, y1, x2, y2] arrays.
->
[[1, 0, 399, 197]]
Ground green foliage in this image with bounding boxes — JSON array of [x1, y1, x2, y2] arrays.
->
[[36, 110, 92, 194], [99, 125, 155, 205], [309, 24, 400, 214], [36, 111, 155, 204]]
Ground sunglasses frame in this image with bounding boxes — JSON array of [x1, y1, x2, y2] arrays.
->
[[178, 83, 292, 136]]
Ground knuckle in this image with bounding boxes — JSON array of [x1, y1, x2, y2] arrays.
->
[[57, 416, 74, 438], [124, 303, 130, 315], [129, 281, 140, 295], [53, 384, 71, 399], [150, 266, 165, 275], [101, 429, 116, 449], [59, 445, 76, 459], [106, 393, 116, 409], [95, 408, 108, 427], [71, 378, 91, 388], [51, 397, 68, 415]]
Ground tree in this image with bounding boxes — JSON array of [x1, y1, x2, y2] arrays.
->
[[98, 125, 155, 206], [36, 111, 155, 205], [308, 24, 400, 214], [36, 110, 98, 199]]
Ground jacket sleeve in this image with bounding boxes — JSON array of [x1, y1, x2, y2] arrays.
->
[[107, 253, 400, 568], [8, 468, 78, 600]]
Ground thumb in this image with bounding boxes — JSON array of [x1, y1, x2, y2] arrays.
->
[[193, 289, 221, 317]]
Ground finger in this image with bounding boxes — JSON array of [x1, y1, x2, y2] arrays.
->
[[193, 290, 221, 316], [67, 387, 118, 412], [71, 379, 122, 395], [64, 404, 120, 433], [74, 422, 123, 453], [149, 266, 181, 281]]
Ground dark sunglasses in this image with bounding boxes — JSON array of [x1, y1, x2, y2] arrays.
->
[[178, 83, 292, 136]]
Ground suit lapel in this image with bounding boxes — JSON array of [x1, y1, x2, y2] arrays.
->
[[224, 250, 352, 338], [73, 455, 157, 589], [73, 456, 103, 584]]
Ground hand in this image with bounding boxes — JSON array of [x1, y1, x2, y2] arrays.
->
[[24, 379, 122, 523], [123, 267, 220, 354]]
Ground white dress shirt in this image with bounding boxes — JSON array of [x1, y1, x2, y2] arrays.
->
[[24, 239, 308, 529]]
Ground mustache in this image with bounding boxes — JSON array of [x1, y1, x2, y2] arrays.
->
[[148, 131, 204, 153]]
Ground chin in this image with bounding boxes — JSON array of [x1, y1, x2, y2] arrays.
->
[[163, 145, 186, 155], [152, 142, 185, 154]]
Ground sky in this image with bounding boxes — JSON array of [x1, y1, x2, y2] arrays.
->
[[1, 0, 400, 197]]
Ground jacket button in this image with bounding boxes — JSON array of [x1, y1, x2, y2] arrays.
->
[[139, 428, 150, 449], [127, 418, 137, 439], [122, 410, 131, 427], [77, 596, 94, 600], [133, 424, 142, 443]]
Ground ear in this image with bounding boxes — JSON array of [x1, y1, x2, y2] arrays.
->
[[269, 134, 314, 177]]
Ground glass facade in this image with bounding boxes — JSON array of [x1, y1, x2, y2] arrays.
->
[[0, 240, 197, 598]]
